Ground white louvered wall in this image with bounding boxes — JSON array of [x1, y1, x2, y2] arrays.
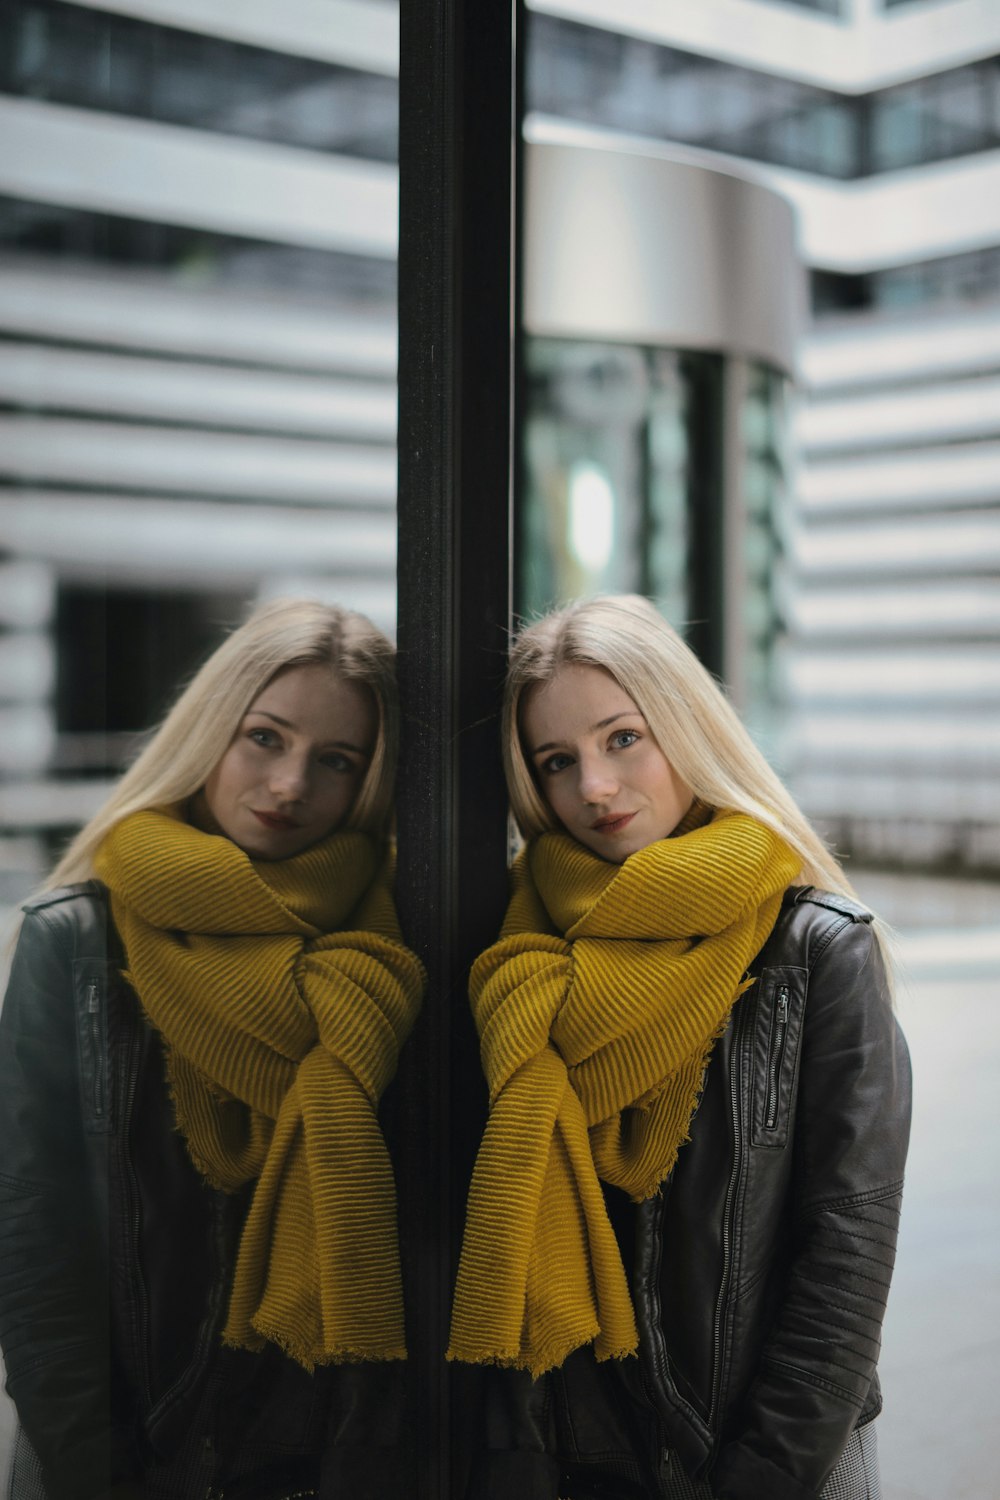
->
[[0, 254, 398, 887], [787, 304, 1000, 870]]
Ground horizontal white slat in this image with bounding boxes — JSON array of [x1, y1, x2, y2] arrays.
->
[[256, 575, 395, 636], [0, 257, 397, 375], [529, 0, 1000, 94], [0, 706, 55, 775], [785, 646, 1000, 702], [0, 635, 55, 704], [788, 712, 1000, 763], [0, 417, 397, 506], [764, 148, 1000, 273], [800, 307, 1000, 393], [0, 344, 397, 440], [792, 770, 1000, 823], [59, 0, 399, 76], [0, 493, 396, 587], [797, 441, 1000, 513], [797, 375, 1000, 454], [0, 561, 55, 629], [0, 778, 116, 829], [0, 97, 398, 257], [794, 512, 1000, 575], [791, 583, 1000, 637]]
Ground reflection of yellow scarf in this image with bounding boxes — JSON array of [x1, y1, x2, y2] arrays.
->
[[95, 810, 425, 1368], [448, 811, 799, 1377]]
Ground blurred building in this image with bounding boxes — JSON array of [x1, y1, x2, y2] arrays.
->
[[523, 0, 1000, 879], [1, 0, 998, 908], [0, 0, 401, 904]]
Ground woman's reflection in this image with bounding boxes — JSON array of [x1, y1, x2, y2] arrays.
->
[[0, 599, 425, 1500]]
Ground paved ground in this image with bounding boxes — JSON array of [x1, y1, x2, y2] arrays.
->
[[870, 954, 1000, 1500], [1, 903, 997, 1495]]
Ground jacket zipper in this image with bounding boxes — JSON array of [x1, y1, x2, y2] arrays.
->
[[86, 982, 104, 1119], [707, 1003, 748, 1430], [764, 986, 790, 1131]]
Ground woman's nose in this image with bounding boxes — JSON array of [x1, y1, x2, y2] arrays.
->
[[269, 755, 310, 803], [577, 755, 618, 803]]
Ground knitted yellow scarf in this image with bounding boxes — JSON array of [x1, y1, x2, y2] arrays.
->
[[95, 809, 425, 1369], [447, 809, 799, 1377]]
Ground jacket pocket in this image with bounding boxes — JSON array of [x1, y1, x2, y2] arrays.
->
[[750, 967, 806, 1149], [74, 960, 113, 1134]]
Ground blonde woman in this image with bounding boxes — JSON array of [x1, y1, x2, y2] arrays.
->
[[0, 600, 424, 1500], [450, 595, 910, 1500]]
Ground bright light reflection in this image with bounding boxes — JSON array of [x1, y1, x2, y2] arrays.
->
[[568, 461, 614, 573]]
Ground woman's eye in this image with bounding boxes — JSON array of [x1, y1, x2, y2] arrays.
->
[[320, 752, 354, 774], [248, 727, 278, 748], [611, 729, 639, 750], [541, 752, 572, 775]]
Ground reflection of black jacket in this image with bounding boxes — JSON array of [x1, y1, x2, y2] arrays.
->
[[0, 883, 406, 1500], [470, 887, 912, 1500]]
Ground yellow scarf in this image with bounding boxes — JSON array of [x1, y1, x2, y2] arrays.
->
[[95, 809, 425, 1369], [448, 810, 799, 1377]]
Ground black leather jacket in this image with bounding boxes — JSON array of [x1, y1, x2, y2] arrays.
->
[[469, 887, 912, 1500], [0, 883, 407, 1500]]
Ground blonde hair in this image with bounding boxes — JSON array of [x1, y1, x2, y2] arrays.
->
[[505, 594, 859, 902], [47, 598, 398, 887]]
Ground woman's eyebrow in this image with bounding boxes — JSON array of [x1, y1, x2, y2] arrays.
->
[[531, 711, 638, 756], [248, 709, 294, 729]]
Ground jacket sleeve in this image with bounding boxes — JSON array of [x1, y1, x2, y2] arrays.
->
[[711, 917, 912, 1500], [0, 903, 145, 1499]]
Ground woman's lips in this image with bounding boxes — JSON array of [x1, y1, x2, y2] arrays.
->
[[591, 811, 636, 835], [251, 810, 301, 831]]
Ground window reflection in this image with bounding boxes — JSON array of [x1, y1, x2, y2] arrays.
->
[[2, 0, 398, 160], [529, 15, 1000, 182], [520, 341, 790, 756], [0, 0, 399, 912]]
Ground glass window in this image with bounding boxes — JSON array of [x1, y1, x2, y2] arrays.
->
[[527, 15, 1000, 181], [54, 585, 245, 775], [520, 341, 791, 748], [0, 0, 399, 161], [0, 195, 395, 304]]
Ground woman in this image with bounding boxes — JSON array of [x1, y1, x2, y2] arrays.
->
[[0, 599, 425, 1500], [450, 595, 911, 1500]]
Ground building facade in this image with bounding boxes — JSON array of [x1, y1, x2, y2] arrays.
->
[[524, 0, 1000, 878], [1, 0, 998, 917]]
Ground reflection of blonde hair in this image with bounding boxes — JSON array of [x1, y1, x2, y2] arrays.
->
[[505, 594, 857, 900], [48, 599, 397, 887]]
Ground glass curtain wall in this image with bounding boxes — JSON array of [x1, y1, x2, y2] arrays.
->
[[520, 340, 791, 760]]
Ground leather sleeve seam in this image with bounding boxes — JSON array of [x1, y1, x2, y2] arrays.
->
[[799, 1179, 904, 1218], [759, 1357, 863, 1406], [0, 1170, 47, 1195]]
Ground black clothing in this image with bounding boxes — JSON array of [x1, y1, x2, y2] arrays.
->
[[468, 887, 912, 1500], [0, 883, 406, 1500]]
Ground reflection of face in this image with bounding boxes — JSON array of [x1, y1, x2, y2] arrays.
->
[[522, 662, 694, 863], [200, 663, 376, 860]]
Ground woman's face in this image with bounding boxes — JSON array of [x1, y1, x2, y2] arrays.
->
[[200, 663, 377, 860], [521, 662, 694, 863]]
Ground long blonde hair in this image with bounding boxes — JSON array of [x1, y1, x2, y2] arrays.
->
[[504, 594, 859, 902], [47, 598, 398, 888]]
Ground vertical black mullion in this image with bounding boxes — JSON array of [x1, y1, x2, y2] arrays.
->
[[396, 1, 518, 1497]]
